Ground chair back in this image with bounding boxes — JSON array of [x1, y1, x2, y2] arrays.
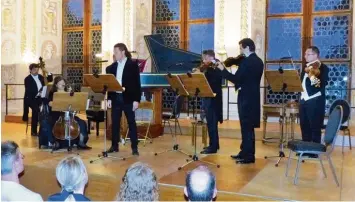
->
[[135, 101, 154, 123], [172, 95, 184, 118], [329, 99, 350, 125], [324, 105, 343, 152]]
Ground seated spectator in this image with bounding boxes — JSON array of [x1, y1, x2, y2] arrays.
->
[[184, 165, 217, 201], [116, 162, 159, 201], [48, 155, 90, 201], [1, 141, 43, 201]]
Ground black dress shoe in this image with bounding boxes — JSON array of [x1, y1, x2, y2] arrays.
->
[[31, 132, 38, 136], [236, 158, 255, 164], [77, 144, 92, 150], [132, 150, 139, 156], [107, 147, 119, 153], [200, 149, 217, 154], [231, 154, 243, 160]]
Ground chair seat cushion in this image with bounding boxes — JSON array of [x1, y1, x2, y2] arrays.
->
[[288, 140, 326, 152], [162, 113, 175, 119]]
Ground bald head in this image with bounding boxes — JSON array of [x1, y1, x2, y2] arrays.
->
[[185, 166, 216, 201]]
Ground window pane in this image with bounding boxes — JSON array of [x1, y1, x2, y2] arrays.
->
[[63, 67, 84, 92], [153, 25, 181, 48], [188, 23, 214, 54], [268, 0, 302, 14], [325, 63, 350, 113], [64, 0, 84, 27], [90, 30, 102, 63], [155, 0, 180, 21], [314, 0, 351, 11], [312, 15, 350, 60], [63, 31, 84, 63], [91, 0, 102, 26], [189, 0, 214, 20], [267, 18, 302, 61]]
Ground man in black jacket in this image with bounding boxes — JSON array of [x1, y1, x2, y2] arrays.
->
[[23, 63, 53, 136], [195, 50, 223, 154], [106, 43, 141, 155], [217, 38, 263, 164], [299, 46, 329, 158]]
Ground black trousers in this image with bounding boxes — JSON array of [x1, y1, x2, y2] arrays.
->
[[239, 120, 255, 159], [28, 98, 41, 134], [203, 98, 219, 151], [299, 96, 325, 143], [111, 94, 138, 150]]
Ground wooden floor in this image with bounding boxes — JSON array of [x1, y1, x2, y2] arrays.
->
[[2, 122, 355, 201]]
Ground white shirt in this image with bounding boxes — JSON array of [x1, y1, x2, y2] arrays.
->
[[116, 57, 127, 93], [301, 72, 321, 101], [1, 180, 43, 201], [31, 74, 42, 92]]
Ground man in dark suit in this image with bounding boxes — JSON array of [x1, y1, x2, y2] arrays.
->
[[217, 38, 264, 164], [23, 63, 53, 136], [194, 50, 223, 154], [299, 46, 329, 158], [106, 43, 141, 155]]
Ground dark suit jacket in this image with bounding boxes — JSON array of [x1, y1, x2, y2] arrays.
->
[[205, 67, 223, 123], [22, 74, 53, 121], [300, 63, 329, 101], [105, 58, 141, 104], [221, 53, 264, 128]]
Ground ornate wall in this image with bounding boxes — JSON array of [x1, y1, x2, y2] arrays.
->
[[351, 12, 355, 125], [1, 0, 62, 115]]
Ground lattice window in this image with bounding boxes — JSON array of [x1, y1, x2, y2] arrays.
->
[[153, 25, 181, 48], [163, 88, 177, 109], [268, 0, 302, 14], [312, 15, 350, 60], [91, 0, 102, 26], [63, 0, 84, 27], [155, 0, 180, 21], [189, 0, 215, 19], [63, 67, 84, 92], [90, 30, 102, 63], [63, 31, 84, 63], [314, 0, 351, 11]]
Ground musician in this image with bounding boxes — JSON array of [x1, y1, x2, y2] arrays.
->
[[217, 38, 263, 164], [193, 50, 223, 154], [106, 43, 141, 155], [23, 63, 53, 136], [45, 76, 91, 150], [299, 46, 329, 158]]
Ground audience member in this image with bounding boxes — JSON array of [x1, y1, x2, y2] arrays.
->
[[48, 155, 90, 201], [1, 141, 43, 201], [184, 165, 217, 201], [116, 162, 159, 201]]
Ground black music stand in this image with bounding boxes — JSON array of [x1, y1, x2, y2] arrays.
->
[[264, 69, 303, 167], [83, 74, 131, 163], [154, 73, 190, 158], [177, 73, 220, 170], [51, 92, 88, 153]]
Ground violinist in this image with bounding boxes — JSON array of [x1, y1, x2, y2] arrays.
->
[[299, 46, 329, 158], [23, 63, 53, 136], [217, 38, 263, 164], [194, 50, 223, 154], [44, 76, 91, 150]]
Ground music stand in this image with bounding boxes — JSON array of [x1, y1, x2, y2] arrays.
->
[[177, 73, 220, 170], [83, 74, 129, 163], [154, 73, 190, 158], [264, 69, 303, 167], [51, 92, 88, 152]]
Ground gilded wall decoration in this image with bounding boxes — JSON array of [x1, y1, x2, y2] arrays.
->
[[20, 0, 27, 56], [41, 40, 57, 60], [135, 1, 150, 61], [251, 0, 265, 59], [32, 0, 37, 54], [240, 0, 249, 38], [1, 65, 16, 101], [1, 0, 16, 32], [1, 40, 15, 64], [217, 0, 225, 51], [124, 0, 132, 50], [42, 0, 58, 35]]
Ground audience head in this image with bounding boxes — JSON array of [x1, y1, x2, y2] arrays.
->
[[114, 43, 132, 61], [29, 63, 39, 76], [184, 165, 217, 201], [239, 38, 256, 56], [56, 155, 88, 195], [1, 141, 24, 177], [117, 162, 159, 201], [305, 45, 320, 63]]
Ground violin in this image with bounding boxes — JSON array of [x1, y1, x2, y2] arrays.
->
[[304, 60, 321, 87], [223, 54, 246, 67], [192, 60, 219, 73]]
